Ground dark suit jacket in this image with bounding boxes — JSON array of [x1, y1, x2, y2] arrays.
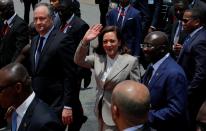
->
[[142, 55, 188, 131], [177, 27, 206, 118], [170, 20, 188, 46], [106, 6, 142, 56], [148, 0, 162, 29], [61, 16, 89, 123], [64, 16, 89, 51], [18, 96, 63, 131], [30, 27, 77, 116], [95, 0, 109, 4], [132, 0, 151, 37], [0, 15, 29, 68], [64, 16, 90, 82]]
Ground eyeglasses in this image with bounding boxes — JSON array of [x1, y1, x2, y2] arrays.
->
[[141, 43, 167, 49], [182, 18, 193, 23], [140, 43, 155, 49]]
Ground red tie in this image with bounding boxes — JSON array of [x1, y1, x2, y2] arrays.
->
[[0, 23, 9, 37], [60, 23, 69, 32]]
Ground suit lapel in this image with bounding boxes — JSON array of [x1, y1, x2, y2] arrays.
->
[[36, 29, 56, 71], [149, 57, 172, 91], [95, 55, 107, 80], [178, 28, 204, 62], [122, 6, 132, 28], [18, 97, 39, 131], [104, 55, 129, 85], [65, 16, 76, 33], [31, 36, 39, 73]]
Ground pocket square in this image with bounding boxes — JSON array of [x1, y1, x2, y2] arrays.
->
[[127, 18, 134, 20]]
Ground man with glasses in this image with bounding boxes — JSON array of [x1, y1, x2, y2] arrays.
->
[[0, 63, 63, 131], [177, 8, 206, 131], [141, 31, 188, 131]]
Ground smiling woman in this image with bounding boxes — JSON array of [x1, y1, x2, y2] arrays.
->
[[74, 24, 141, 131]]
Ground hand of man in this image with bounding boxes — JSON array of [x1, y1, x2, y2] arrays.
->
[[62, 108, 73, 125], [173, 43, 183, 56]]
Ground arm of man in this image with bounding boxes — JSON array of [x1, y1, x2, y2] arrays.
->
[[148, 71, 187, 128], [58, 34, 78, 125], [189, 41, 206, 101]]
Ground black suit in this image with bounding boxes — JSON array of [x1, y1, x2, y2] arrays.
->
[[0, 15, 29, 68], [30, 27, 78, 120], [18, 96, 63, 131], [22, 0, 39, 23], [95, 0, 109, 27], [61, 15, 90, 131]]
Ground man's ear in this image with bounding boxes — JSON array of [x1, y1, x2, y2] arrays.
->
[[194, 19, 200, 26], [111, 104, 119, 120], [15, 82, 23, 93]]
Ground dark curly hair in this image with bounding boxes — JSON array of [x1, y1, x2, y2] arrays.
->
[[95, 26, 130, 55]]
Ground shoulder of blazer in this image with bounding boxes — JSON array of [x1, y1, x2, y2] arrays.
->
[[121, 54, 137, 63]]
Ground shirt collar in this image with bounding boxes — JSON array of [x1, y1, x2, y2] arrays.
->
[[123, 124, 143, 131], [152, 53, 170, 72], [41, 25, 54, 39], [106, 54, 119, 63], [4, 13, 16, 27], [66, 13, 74, 25], [119, 4, 130, 13], [16, 92, 35, 118], [189, 26, 203, 38]]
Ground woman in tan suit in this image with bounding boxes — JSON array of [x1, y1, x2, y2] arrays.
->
[[74, 24, 141, 131]]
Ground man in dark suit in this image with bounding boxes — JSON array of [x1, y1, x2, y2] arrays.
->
[[177, 8, 206, 131], [95, 0, 109, 27], [106, 0, 142, 56], [132, 0, 151, 38], [0, 0, 29, 128], [169, 0, 189, 57], [30, 2, 78, 129], [147, 0, 162, 33], [142, 31, 188, 131], [57, 0, 89, 130], [0, 0, 29, 68], [0, 63, 63, 131], [20, 0, 40, 23], [111, 80, 151, 131]]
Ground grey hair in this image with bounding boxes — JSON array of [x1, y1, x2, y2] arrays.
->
[[34, 2, 54, 18]]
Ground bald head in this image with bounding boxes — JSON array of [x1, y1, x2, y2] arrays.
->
[[112, 80, 150, 124], [0, 0, 13, 7], [0, 63, 31, 89], [144, 31, 168, 47], [143, 31, 169, 63], [0, 0, 14, 20], [0, 63, 32, 108]]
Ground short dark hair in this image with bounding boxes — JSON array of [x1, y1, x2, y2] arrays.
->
[[95, 26, 130, 55]]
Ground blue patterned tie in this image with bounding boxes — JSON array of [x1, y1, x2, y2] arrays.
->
[[143, 64, 154, 86], [35, 37, 45, 69], [12, 111, 18, 131], [117, 8, 125, 28]]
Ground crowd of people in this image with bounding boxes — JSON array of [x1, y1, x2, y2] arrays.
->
[[0, 0, 206, 131]]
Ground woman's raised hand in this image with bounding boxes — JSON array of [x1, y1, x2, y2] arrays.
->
[[82, 24, 103, 44]]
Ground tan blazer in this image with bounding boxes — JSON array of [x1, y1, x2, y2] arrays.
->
[[74, 43, 141, 126]]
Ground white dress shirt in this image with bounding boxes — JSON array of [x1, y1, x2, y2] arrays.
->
[[16, 92, 35, 130]]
